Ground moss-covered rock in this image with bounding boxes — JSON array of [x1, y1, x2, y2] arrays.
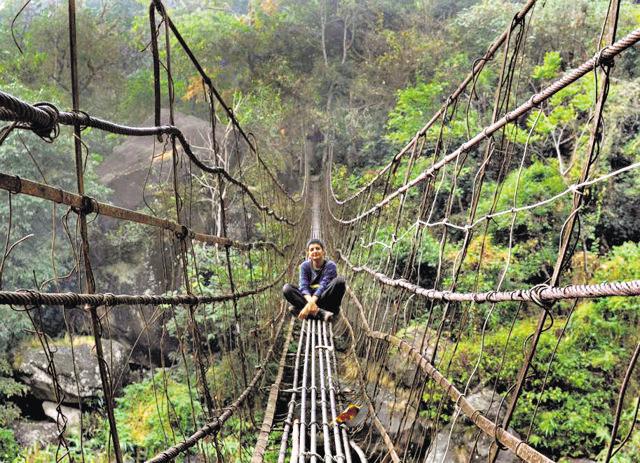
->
[[14, 337, 129, 404]]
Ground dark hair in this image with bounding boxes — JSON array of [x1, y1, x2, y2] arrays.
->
[[306, 238, 325, 250]]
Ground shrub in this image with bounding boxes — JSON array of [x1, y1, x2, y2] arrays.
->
[[0, 428, 19, 462]]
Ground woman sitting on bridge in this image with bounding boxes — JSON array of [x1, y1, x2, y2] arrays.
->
[[282, 238, 345, 322]]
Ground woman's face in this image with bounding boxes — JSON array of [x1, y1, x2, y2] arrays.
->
[[308, 243, 325, 261]]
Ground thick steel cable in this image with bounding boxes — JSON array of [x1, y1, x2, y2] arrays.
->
[[298, 310, 312, 462], [314, 181, 354, 461], [349, 441, 367, 463], [329, 0, 538, 206], [329, 323, 354, 463], [339, 253, 640, 303], [0, 171, 286, 254], [0, 92, 297, 226], [0, 269, 285, 307], [145, 310, 287, 462], [321, 320, 347, 462], [334, 28, 640, 225], [310, 318, 319, 463]]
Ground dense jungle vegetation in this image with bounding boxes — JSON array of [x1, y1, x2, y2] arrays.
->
[[0, 0, 639, 461]]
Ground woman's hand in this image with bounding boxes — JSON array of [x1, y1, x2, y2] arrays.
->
[[298, 300, 319, 320]]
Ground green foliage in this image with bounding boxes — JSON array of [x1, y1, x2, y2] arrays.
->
[[478, 159, 569, 230], [113, 369, 202, 459], [596, 398, 640, 463], [448, 313, 610, 458], [384, 43, 483, 149], [532, 51, 562, 80], [0, 316, 29, 429], [0, 428, 19, 461], [0, 356, 27, 427], [591, 242, 640, 332], [2, 0, 640, 460], [442, 242, 640, 458], [386, 81, 445, 146], [470, 160, 570, 284], [0, 127, 110, 291]]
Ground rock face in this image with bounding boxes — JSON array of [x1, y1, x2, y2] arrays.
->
[[423, 388, 519, 463], [15, 339, 129, 404], [11, 420, 59, 448], [96, 110, 223, 211], [423, 425, 520, 463], [386, 325, 447, 388], [102, 306, 178, 366], [42, 401, 82, 433]]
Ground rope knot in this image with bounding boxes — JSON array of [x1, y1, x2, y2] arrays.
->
[[529, 283, 552, 309], [512, 11, 525, 27], [32, 102, 60, 142], [8, 175, 22, 194], [73, 110, 92, 131], [595, 46, 615, 69], [175, 225, 189, 240], [80, 195, 96, 215], [103, 293, 116, 306]]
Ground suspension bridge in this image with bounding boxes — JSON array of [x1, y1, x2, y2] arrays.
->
[[0, 0, 639, 462]]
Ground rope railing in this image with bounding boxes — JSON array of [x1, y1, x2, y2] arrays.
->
[[251, 316, 295, 462], [1, 1, 306, 461], [3, 0, 639, 460], [333, 28, 640, 224], [341, 312, 401, 463], [344, 287, 554, 463], [145, 309, 288, 463], [329, 0, 538, 206], [368, 329, 554, 463], [339, 252, 640, 304], [0, 90, 298, 226], [0, 171, 287, 255], [0, 269, 285, 307], [277, 320, 306, 463]]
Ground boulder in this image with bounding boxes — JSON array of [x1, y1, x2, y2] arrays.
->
[[57, 305, 178, 367], [422, 428, 457, 463], [423, 424, 520, 463], [463, 388, 506, 422], [102, 305, 178, 366], [96, 110, 221, 211], [386, 324, 448, 388], [348, 369, 430, 459], [423, 388, 520, 463], [42, 401, 82, 434], [14, 338, 129, 404], [11, 420, 59, 448]]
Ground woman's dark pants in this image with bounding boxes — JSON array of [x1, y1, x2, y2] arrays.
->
[[282, 276, 346, 316]]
